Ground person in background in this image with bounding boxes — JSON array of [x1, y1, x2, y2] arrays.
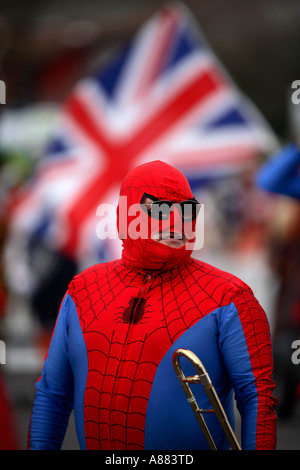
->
[[256, 143, 300, 418]]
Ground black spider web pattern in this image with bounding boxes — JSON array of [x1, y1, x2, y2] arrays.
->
[[109, 334, 154, 449], [69, 251, 275, 449], [70, 260, 141, 331]]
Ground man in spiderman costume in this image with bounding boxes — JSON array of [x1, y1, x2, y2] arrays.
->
[[27, 161, 278, 450]]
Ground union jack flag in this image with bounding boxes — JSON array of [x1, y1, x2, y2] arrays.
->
[[7, 3, 278, 264]]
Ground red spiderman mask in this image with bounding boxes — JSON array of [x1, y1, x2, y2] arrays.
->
[[117, 161, 199, 271]]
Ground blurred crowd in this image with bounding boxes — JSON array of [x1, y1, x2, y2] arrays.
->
[[0, 0, 300, 450]]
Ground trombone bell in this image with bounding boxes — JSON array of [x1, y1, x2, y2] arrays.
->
[[172, 348, 241, 450]]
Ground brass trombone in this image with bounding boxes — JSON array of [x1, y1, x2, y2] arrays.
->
[[172, 348, 241, 450]]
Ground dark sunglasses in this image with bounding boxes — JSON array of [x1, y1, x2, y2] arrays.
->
[[141, 193, 200, 221]]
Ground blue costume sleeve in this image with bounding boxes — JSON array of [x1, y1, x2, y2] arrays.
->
[[218, 292, 277, 450], [218, 302, 258, 449], [256, 143, 300, 199], [28, 295, 74, 450]]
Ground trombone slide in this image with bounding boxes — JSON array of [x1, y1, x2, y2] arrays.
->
[[172, 348, 241, 450]]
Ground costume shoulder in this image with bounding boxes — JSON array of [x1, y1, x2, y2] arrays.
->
[[68, 259, 122, 297], [187, 257, 253, 306]]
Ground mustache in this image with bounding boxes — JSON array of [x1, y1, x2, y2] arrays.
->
[[152, 231, 186, 241]]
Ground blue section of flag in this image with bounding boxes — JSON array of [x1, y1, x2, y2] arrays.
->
[[163, 22, 201, 73], [93, 44, 131, 99], [206, 107, 247, 129], [45, 137, 69, 157]]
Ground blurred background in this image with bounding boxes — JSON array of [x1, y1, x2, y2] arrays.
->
[[0, 0, 300, 450]]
